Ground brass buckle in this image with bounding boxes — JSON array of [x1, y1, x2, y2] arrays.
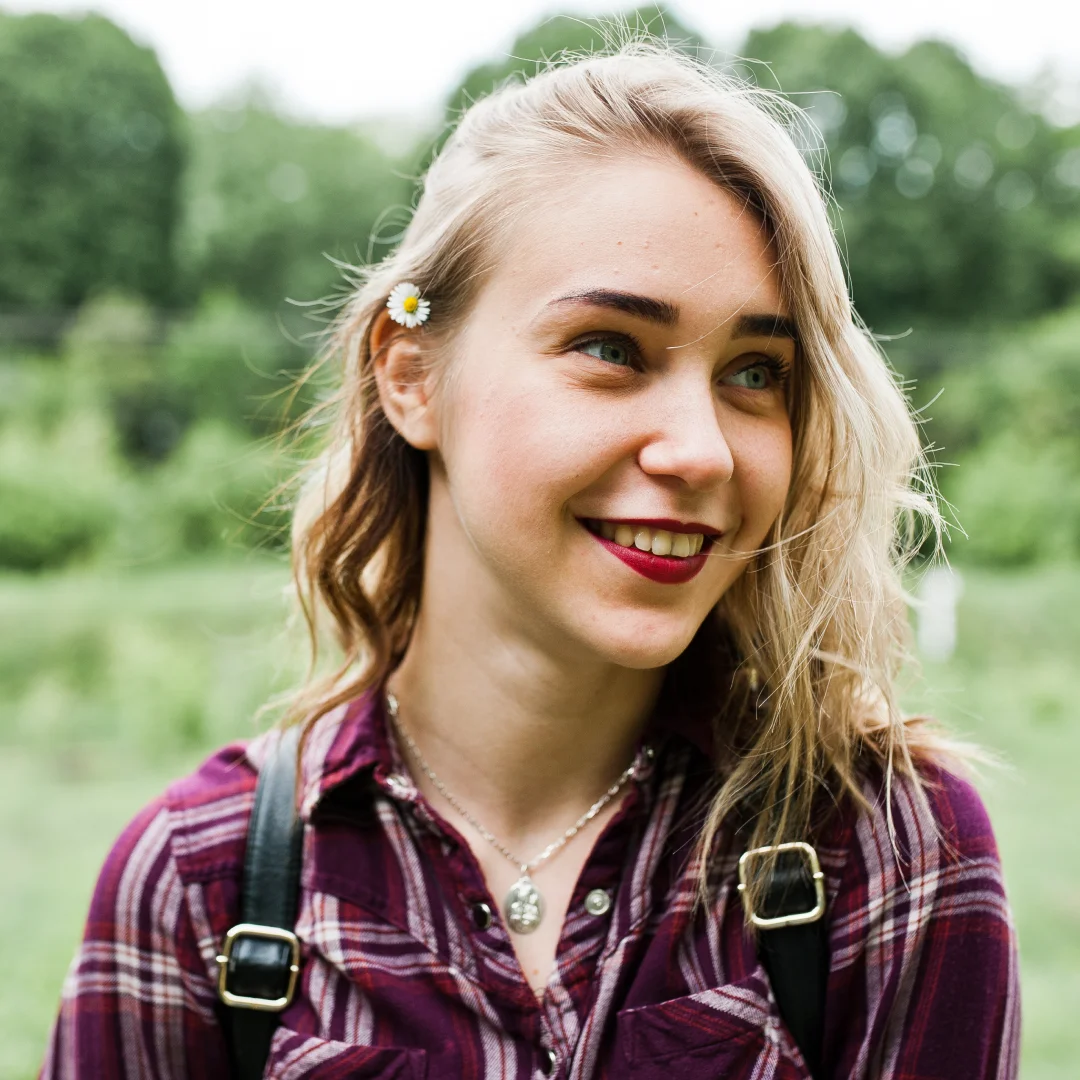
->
[[737, 841, 826, 929], [215, 923, 301, 1012]]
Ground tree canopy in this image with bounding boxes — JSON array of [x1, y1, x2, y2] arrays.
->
[[0, 12, 184, 313], [177, 98, 413, 313], [741, 24, 1080, 330]]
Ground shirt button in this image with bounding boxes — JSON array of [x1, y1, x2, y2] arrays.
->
[[584, 888, 611, 916], [471, 902, 493, 930], [539, 1047, 557, 1076]]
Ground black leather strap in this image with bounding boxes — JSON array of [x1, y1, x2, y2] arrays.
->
[[756, 851, 829, 1078], [222, 731, 827, 1078], [222, 726, 303, 1080]]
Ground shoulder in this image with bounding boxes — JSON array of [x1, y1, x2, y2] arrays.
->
[[163, 737, 261, 886], [87, 735, 270, 946], [843, 759, 1004, 883], [825, 760, 1010, 924], [820, 751, 1015, 989], [44, 745, 263, 1078], [819, 761, 1020, 1075]]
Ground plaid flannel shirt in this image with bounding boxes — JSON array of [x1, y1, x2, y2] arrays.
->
[[42, 690, 1020, 1079]]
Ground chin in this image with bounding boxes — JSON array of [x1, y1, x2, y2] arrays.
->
[[577, 612, 704, 671]]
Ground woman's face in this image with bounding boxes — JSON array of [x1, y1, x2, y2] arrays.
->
[[420, 153, 794, 670]]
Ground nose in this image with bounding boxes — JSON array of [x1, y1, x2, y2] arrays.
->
[[636, 374, 735, 490]]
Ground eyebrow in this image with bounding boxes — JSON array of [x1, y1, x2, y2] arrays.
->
[[546, 289, 679, 326], [731, 313, 800, 344], [545, 289, 798, 343]]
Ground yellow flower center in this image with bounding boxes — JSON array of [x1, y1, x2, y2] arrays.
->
[[403, 296, 418, 314]]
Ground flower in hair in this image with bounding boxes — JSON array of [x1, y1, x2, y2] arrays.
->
[[386, 282, 430, 328]]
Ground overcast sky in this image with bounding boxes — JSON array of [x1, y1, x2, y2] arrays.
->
[[5, 0, 1079, 124]]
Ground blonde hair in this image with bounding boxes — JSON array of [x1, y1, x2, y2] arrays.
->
[[286, 42, 959, 914]]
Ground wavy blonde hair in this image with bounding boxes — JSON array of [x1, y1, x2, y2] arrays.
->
[[285, 42, 958, 913]]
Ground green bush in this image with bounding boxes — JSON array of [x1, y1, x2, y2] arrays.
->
[[0, 409, 124, 571], [0, 338, 294, 570], [177, 100, 413, 313], [131, 420, 292, 560], [162, 292, 305, 437], [945, 430, 1080, 565], [0, 469, 111, 571], [62, 293, 183, 461]]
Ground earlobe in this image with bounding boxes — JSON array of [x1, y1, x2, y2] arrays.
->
[[370, 309, 439, 451]]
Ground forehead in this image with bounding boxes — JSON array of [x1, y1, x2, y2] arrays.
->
[[480, 153, 785, 329]]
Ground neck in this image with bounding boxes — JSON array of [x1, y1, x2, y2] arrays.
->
[[388, 592, 664, 852]]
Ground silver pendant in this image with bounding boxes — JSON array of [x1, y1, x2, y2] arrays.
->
[[504, 874, 544, 935]]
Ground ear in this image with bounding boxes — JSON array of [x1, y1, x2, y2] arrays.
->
[[370, 308, 439, 451]]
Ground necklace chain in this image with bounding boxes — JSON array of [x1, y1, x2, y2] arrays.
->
[[385, 690, 644, 875]]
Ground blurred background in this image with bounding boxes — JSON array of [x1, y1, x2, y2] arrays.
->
[[0, 1, 1078, 1076]]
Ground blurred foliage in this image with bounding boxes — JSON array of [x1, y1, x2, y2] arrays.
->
[[0, 561, 294, 761], [176, 98, 414, 313], [741, 23, 1080, 331], [0, 6, 1079, 575], [0, 313, 294, 571], [928, 309, 1080, 565], [0, 12, 184, 313], [0, 392, 125, 571], [945, 432, 1079, 565]]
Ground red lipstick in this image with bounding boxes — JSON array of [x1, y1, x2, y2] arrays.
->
[[581, 519, 715, 585]]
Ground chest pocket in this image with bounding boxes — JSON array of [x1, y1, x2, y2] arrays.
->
[[613, 973, 809, 1080], [263, 1028, 427, 1080]]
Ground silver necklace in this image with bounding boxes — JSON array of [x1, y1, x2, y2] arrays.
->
[[385, 691, 645, 935]]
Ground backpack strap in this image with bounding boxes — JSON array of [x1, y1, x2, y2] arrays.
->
[[738, 841, 829, 1079], [216, 731, 830, 1078], [216, 725, 304, 1080]]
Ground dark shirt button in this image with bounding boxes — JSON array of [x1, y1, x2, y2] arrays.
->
[[539, 1047, 557, 1076], [471, 902, 493, 930]]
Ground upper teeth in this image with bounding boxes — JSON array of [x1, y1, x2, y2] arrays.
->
[[596, 521, 705, 557]]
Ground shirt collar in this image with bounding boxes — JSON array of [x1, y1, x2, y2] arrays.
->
[[299, 692, 392, 820]]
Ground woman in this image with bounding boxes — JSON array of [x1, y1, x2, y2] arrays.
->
[[43, 45, 1018, 1079]]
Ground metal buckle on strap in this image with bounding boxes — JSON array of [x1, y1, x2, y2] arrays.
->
[[215, 923, 301, 1012], [737, 841, 826, 930]]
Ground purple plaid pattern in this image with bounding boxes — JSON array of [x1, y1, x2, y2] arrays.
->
[[42, 692, 1020, 1078]]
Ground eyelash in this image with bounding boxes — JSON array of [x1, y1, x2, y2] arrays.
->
[[571, 332, 792, 389], [741, 354, 792, 389]]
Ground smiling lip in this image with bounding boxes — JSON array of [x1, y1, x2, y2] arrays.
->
[[580, 517, 718, 585], [600, 517, 721, 536]]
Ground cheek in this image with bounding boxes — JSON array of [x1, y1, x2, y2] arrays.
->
[[438, 365, 600, 537], [732, 419, 794, 537]]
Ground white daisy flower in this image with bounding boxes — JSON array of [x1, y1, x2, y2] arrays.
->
[[386, 282, 430, 328]]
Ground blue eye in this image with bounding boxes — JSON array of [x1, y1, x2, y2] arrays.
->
[[578, 338, 635, 366], [725, 356, 790, 391], [727, 365, 771, 389]]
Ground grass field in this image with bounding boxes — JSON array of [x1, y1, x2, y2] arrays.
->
[[1, 558, 1077, 1078]]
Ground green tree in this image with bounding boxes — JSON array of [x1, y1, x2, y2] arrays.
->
[[0, 12, 184, 313], [177, 98, 413, 313], [741, 23, 1080, 331]]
